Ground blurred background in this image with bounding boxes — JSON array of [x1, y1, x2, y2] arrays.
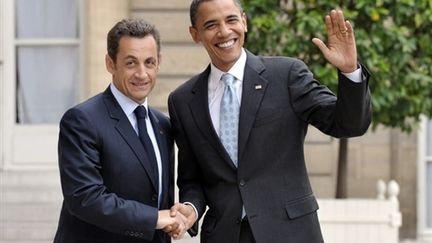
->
[[0, 0, 431, 242]]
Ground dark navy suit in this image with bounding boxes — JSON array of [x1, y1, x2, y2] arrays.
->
[[54, 87, 174, 243]]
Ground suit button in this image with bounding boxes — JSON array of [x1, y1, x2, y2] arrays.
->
[[239, 180, 246, 187], [152, 194, 158, 201]]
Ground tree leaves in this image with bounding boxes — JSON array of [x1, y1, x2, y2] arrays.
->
[[242, 0, 432, 133]]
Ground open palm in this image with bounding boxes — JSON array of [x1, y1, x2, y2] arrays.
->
[[312, 10, 358, 73]]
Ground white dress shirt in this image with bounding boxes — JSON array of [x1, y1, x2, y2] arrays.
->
[[110, 83, 163, 204]]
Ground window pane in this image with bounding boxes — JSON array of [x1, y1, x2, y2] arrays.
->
[[427, 162, 432, 227], [16, 0, 78, 38], [427, 120, 432, 157], [17, 46, 78, 124]]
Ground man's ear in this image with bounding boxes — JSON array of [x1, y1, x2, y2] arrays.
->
[[189, 26, 200, 44], [105, 54, 115, 74], [242, 12, 248, 32], [157, 54, 162, 71]]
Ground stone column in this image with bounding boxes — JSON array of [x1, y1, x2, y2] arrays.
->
[[84, 0, 129, 98]]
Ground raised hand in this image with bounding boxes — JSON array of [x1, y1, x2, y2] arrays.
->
[[312, 9, 358, 73]]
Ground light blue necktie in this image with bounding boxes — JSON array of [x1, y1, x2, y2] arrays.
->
[[220, 73, 246, 218], [219, 73, 239, 167]]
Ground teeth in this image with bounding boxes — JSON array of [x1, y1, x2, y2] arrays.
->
[[218, 40, 235, 48]]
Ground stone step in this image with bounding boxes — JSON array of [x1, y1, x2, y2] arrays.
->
[[0, 221, 57, 242], [0, 241, 51, 243], [1, 203, 61, 222], [1, 186, 62, 204], [1, 170, 62, 242], [1, 170, 60, 187]]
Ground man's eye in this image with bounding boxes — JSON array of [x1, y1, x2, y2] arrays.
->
[[205, 23, 216, 29], [145, 60, 156, 67], [227, 18, 238, 23]]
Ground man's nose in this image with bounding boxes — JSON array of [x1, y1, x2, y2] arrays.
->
[[218, 23, 231, 37], [135, 64, 148, 79]]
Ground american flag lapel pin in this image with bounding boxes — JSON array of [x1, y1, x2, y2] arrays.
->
[[255, 84, 262, 90]]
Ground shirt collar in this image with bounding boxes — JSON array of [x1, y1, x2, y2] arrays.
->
[[110, 83, 148, 118], [210, 48, 247, 82]]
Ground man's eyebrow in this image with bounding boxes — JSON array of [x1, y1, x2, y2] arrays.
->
[[226, 14, 240, 19], [123, 55, 138, 60]]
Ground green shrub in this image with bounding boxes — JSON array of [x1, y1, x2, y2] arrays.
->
[[243, 0, 432, 132]]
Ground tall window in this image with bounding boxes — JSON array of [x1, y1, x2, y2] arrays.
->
[[426, 120, 432, 228], [1, 0, 82, 169], [15, 0, 81, 124], [419, 117, 432, 240]]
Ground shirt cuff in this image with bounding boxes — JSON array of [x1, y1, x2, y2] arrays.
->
[[341, 66, 362, 83], [183, 202, 199, 221]]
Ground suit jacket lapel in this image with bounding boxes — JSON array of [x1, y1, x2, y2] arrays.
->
[[102, 88, 158, 192], [148, 109, 170, 207], [188, 67, 235, 168], [238, 51, 268, 162]]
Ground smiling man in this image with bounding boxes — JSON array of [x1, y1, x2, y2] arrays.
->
[[167, 0, 372, 242], [54, 19, 186, 243]]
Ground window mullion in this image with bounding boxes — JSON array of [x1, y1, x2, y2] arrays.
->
[[15, 38, 80, 46]]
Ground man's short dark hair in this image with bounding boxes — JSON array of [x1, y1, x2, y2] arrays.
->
[[107, 18, 161, 62], [190, 0, 243, 27]]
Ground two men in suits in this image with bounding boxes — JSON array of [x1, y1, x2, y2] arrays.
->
[[168, 0, 372, 242], [54, 19, 186, 243]]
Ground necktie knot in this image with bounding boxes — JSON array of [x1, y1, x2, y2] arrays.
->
[[221, 73, 236, 86], [134, 105, 147, 119]]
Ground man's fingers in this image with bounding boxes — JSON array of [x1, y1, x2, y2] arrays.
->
[[163, 225, 172, 232], [312, 38, 328, 55], [170, 203, 183, 212], [169, 222, 186, 240], [170, 203, 184, 217], [337, 10, 347, 32], [330, 10, 339, 34], [345, 20, 354, 35], [324, 15, 332, 34]]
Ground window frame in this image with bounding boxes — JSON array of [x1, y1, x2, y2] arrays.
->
[[0, 0, 4, 169], [1, 0, 85, 170], [418, 116, 432, 240]]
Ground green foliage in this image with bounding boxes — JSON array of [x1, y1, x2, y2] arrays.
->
[[242, 0, 432, 133]]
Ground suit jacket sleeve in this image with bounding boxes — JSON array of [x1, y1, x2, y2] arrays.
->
[[288, 60, 372, 137], [58, 107, 158, 241], [168, 94, 205, 237]]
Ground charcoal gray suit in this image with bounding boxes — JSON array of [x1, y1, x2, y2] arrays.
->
[[168, 50, 371, 243]]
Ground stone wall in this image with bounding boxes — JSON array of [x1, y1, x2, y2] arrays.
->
[[130, 0, 209, 113]]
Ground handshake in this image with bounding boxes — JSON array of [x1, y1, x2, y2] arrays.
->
[[156, 203, 197, 240]]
